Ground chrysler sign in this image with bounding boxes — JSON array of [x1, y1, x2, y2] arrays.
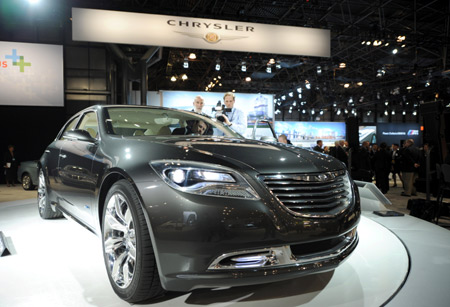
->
[[72, 8, 330, 57]]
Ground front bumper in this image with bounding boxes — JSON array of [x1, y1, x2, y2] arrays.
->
[[135, 179, 360, 292]]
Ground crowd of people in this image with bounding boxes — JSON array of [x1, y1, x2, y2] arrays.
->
[[309, 138, 435, 196]]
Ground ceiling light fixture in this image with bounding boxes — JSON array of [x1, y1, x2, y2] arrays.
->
[[268, 58, 275, 65], [305, 80, 311, 89], [188, 53, 196, 60], [392, 48, 398, 54], [170, 76, 176, 82], [181, 74, 188, 81], [183, 57, 189, 68], [241, 62, 247, 72], [339, 63, 346, 69]]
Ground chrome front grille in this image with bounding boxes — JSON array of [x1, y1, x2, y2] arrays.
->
[[260, 169, 352, 217]]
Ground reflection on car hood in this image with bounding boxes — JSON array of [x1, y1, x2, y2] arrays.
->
[[155, 137, 344, 174]]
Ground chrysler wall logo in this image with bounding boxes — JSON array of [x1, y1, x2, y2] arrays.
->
[[1, 49, 32, 72]]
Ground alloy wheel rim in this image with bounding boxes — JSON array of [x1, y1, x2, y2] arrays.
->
[[23, 175, 30, 189], [103, 193, 136, 289], [37, 170, 46, 214]]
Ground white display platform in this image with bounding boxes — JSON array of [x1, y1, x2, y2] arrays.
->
[[0, 199, 414, 307]]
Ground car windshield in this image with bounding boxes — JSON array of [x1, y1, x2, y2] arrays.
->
[[104, 107, 242, 138]]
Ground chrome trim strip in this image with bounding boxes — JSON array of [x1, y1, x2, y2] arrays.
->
[[208, 228, 357, 270]]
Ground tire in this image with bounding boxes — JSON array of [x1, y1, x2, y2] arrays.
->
[[37, 169, 63, 219], [22, 173, 35, 190], [102, 179, 165, 303]]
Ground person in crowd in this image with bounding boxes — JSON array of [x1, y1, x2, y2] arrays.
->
[[219, 92, 247, 135], [313, 140, 324, 153], [323, 146, 330, 154], [329, 141, 338, 158], [400, 139, 421, 197], [192, 95, 205, 114], [372, 142, 392, 194], [278, 134, 288, 144], [278, 134, 292, 144], [390, 143, 402, 187], [351, 141, 372, 182], [335, 140, 349, 167], [3, 145, 18, 187]]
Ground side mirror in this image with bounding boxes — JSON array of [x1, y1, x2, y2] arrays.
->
[[63, 129, 97, 143]]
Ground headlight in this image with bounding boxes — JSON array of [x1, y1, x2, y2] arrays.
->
[[150, 160, 260, 200]]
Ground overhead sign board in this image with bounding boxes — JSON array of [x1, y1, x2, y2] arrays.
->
[[72, 8, 330, 57]]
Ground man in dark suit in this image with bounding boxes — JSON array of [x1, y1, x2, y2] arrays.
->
[[313, 140, 324, 153], [400, 139, 421, 196]]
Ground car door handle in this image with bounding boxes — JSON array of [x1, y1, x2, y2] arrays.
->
[[59, 154, 67, 159]]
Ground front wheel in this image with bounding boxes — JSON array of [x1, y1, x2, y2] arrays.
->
[[22, 173, 35, 190], [37, 169, 62, 219], [102, 179, 165, 303]]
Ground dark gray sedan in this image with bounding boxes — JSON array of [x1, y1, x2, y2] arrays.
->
[[38, 105, 360, 303]]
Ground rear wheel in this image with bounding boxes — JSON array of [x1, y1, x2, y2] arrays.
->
[[22, 173, 35, 190], [102, 179, 165, 303], [37, 169, 63, 219]]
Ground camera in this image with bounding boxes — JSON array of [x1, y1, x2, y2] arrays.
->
[[212, 101, 232, 122]]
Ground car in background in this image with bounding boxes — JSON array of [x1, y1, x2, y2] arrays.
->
[[38, 105, 360, 303], [17, 160, 39, 190]]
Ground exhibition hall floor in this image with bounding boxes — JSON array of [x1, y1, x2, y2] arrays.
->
[[1, 183, 450, 307]]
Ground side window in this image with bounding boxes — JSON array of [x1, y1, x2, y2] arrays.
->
[[78, 112, 99, 139], [59, 116, 79, 140]]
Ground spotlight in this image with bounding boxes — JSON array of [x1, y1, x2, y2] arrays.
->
[[245, 76, 251, 82], [281, 95, 286, 100], [302, 109, 306, 114], [391, 110, 395, 115], [384, 110, 388, 116], [170, 76, 176, 82], [188, 53, 196, 60], [241, 62, 247, 72], [385, 100, 389, 106], [296, 87, 302, 93], [392, 48, 398, 54], [402, 110, 406, 115], [413, 110, 417, 116], [183, 58, 189, 68], [305, 80, 311, 89], [339, 63, 346, 69], [266, 66, 272, 73], [268, 58, 275, 65], [336, 109, 341, 115], [215, 63, 221, 71], [319, 110, 324, 115], [289, 92, 294, 97], [344, 83, 350, 88], [181, 74, 188, 81], [311, 109, 315, 115], [317, 66, 322, 74]]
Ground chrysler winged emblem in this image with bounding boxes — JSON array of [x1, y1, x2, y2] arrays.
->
[[174, 31, 248, 44]]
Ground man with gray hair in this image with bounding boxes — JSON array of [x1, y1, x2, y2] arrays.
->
[[400, 139, 420, 197], [192, 95, 205, 114]]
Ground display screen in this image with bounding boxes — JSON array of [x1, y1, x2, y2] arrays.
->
[[0, 41, 64, 107], [162, 91, 274, 137], [377, 123, 421, 146], [274, 121, 346, 148]]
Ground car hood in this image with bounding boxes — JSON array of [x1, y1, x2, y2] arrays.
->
[[149, 137, 345, 174]]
